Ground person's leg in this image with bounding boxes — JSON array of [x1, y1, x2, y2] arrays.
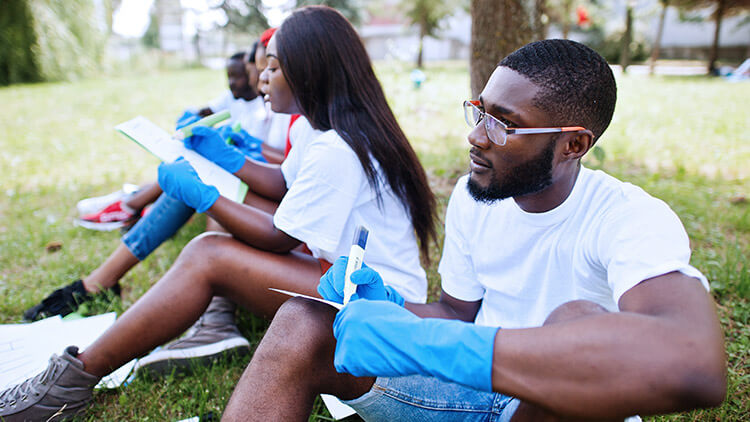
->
[[509, 300, 625, 422], [3, 233, 324, 421], [223, 298, 515, 422], [122, 182, 162, 212], [78, 232, 323, 377], [223, 298, 374, 421], [81, 192, 196, 293]]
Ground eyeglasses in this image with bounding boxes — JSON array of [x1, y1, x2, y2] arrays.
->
[[463, 100, 586, 146]]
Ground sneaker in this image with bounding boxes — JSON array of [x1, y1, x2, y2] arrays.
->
[[0, 346, 100, 422], [134, 297, 250, 377], [23, 280, 121, 322], [75, 184, 138, 216], [75, 200, 137, 232]]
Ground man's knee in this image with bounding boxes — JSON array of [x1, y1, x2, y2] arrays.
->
[[257, 297, 338, 363], [544, 300, 609, 326]]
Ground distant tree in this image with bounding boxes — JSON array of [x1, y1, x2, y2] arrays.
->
[[649, 0, 670, 75], [620, 1, 635, 73], [470, 0, 544, 97], [0, 0, 105, 85], [295, 0, 364, 25], [672, 0, 750, 73], [212, 0, 269, 34], [142, 6, 160, 49], [103, 0, 123, 37], [0, 0, 41, 85], [401, 0, 453, 68]]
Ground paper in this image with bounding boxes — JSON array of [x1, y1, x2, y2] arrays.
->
[[0, 313, 135, 390], [115, 116, 248, 202], [268, 288, 343, 310], [320, 394, 357, 420]]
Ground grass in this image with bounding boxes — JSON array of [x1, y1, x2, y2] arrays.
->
[[0, 61, 748, 420]]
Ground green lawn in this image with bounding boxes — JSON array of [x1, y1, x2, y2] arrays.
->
[[1, 62, 748, 421]]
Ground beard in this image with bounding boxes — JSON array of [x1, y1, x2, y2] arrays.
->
[[467, 139, 555, 204]]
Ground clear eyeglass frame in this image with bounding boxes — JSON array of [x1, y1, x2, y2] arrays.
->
[[463, 100, 586, 146]]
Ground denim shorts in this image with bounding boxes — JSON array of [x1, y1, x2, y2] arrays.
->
[[343, 375, 519, 421], [122, 193, 194, 260]]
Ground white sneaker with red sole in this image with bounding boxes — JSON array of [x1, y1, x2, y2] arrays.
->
[[75, 200, 136, 231]]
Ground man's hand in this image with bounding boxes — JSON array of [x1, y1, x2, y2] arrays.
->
[[318, 257, 405, 305], [333, 300, 498, 391], [184, 126, 246, 173], [158, 157, 220, 213]]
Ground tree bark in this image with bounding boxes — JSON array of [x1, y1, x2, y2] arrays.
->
[[470, 0, 543, 98], [417, 23, 425, 68], [620, 3, 633, 74], [649, 0, 669, 76], [708, 0, 726, 74]]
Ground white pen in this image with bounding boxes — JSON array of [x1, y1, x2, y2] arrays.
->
[[342, 226, 369, 305]]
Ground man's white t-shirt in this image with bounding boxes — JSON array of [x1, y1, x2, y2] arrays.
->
[[274, 129, 427, 303], [439, 167, 708, 329], [207, 91, 269, 140]]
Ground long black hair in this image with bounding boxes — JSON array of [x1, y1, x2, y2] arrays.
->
[[275, 5, 437, 260]]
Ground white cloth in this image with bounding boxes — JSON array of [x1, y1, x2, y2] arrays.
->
[[207, 91, 269, 140], [439, 167, 708, 329], [264, 107, 292, 151], [275, 129, 427, 303]]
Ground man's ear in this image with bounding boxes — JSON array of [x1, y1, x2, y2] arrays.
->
[[561, 129, 594, 160]]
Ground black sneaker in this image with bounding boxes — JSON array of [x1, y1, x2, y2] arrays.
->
[[23, 280, 121, 322]]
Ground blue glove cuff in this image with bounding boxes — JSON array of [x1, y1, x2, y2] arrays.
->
[[384, 286, 405, 306], [420, 320, 499, 392], [195, 185, 220, 213]]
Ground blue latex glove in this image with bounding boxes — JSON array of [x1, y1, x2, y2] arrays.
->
[[227, 129, 267, 163], [184, 126, 246, 173], [157, 157, 220, 213], [333, 300, 499, 392], [318, 257, 405, 306], [175, 110, 201, 130]]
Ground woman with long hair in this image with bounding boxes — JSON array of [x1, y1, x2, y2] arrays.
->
[[0, 6, 436, 421]]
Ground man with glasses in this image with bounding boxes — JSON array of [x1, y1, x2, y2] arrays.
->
[[222, 39, 725, 421]]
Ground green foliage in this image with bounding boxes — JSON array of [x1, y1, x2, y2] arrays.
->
[[402, 0, 452, 38], [586, 25, 650, 63], [0, 0, 106, 85], [141, 7, 160, 49], [215, 0, 269, 35], [295, 0, 364, 25], [0, 0, 42, 85]]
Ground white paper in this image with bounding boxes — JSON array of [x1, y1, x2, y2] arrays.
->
[[320, 394, 357, 420], [268, 288, 343, 310], [0, 313, 135, 390], [115, 116, 246, 202]]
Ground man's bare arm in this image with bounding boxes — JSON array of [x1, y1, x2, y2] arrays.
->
[[492, 272, 726, 419], [406, 290, 482, 322]]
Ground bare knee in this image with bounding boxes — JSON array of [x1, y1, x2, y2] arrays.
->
[[544, 300, 609, 326], [177, 231, 234, 265], [254, 297, 337, 366]]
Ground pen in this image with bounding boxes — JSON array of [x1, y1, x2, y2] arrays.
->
[[343, 226, 369, 305]]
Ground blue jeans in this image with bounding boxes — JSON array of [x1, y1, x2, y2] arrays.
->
[[122, 193, 195, 260], [343, 375, 519, 421]]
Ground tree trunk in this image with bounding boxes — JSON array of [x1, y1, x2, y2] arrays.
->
[[708, 0, 726, 75], [620, 3, 633, 73], [470, 0, 543, 98], [649, 0, 669, 76], [562, 0, 573, 39], [417, 23, 425, 68]]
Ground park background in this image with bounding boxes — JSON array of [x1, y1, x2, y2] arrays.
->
[[1, 0, 749, 420]]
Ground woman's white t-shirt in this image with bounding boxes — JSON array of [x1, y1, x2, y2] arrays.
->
[[274, 129, 427, 303]]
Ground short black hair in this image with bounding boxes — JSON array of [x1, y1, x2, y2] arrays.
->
[[499, 39, 617, 142], [229, 51, 246, 62], [247, 41, 259, 64]]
